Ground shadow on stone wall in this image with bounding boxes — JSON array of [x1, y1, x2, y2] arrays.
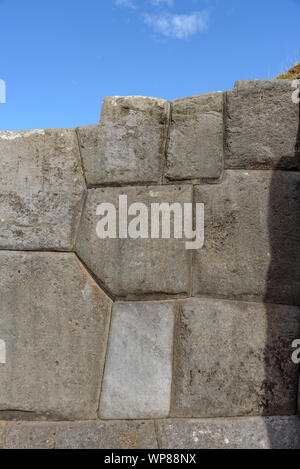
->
[[265, 99, 300, 447]]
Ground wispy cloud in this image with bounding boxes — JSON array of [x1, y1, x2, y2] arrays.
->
[[152, 0, 174, 6], [116, 0, 174, 9], [115, 0, 136, 8], [115, 0, 210, 40], [144, 11, 209, 39]]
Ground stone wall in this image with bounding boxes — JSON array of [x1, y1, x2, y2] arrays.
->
[[0, 79, 299, 449]]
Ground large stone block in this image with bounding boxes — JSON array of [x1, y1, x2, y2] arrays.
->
[[193, 170, 300, 305], [77, 96, 170, 186], [225, 80, 300, 170], [156, 417, 300, 449], [4, 421, 157, 449], [0, 128, 86, 250], [76, 185, 192, 299], [0, 251, 112, 420], [171, 298, 300, 418], [166, 93, 224, 182], [99, 302, 174, 419]]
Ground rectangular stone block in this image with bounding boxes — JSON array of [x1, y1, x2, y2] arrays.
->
[[171, 298, 300, 418], [0, 251, 112, 420], [77, 96, 170, 186], [225, 80, 300, 170], [0, 128, 86, 250], [76, 185, 192, 299], [166, 93, 224, 182], [193, 170, 300, 305], [99, 302, 175, 419], [156, 417, 300, 449], [5, 421, 157, 449]]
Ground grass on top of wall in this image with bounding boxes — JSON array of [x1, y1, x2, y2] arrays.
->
[[277, 62, 300, 79]]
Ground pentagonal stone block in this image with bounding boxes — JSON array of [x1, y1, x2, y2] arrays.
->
[[0, 128, 86, 250], [225, 80, 300, 170], [99, 302, 175, 419], [171, 298, 300, 418], [156, 417, 300, 449], [76, 185, 192, 299], [0, 251, 112, 420], [193, 170, 300, 305], [5, 421, 157, 449], [77, 96, 170, 186], [166, 93, 224, 182]]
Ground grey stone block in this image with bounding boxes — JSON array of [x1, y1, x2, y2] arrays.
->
[[0, 128, 86, 250], [156, 417, 300, 449], [5, 421, 157, 449], [0, 423, 5, 449], [193, 170, 300, 305], [0, 251, 112, 420], [76, 185, 192, 299], [77, 96, 170, 186], [171, 298, 300, 418], [166, 93, 224, 182], [99, 302, 175, 419], [299, 373, 300, 416], [225, 80, 300, 170]]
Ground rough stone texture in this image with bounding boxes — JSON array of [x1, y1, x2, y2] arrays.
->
[[171, 298, 300, 418], [193, 170, 300, 305], [76, 185, 192, 299], [156, 417, 300, 449], [225, 80, 300, 170], [0, 128, 86, 250], [0, 251, 112, 420], [0, 423, 6, 449], [166, 93, 224, 182], [4, 421, 157, 449], [77, 96, 170, 186], [100, 302, 174, 419], [299, 375, 300, 417]]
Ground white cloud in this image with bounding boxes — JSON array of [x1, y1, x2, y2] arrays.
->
[[152, 0, 174, 6], [116, 0, 173, 9], [144, 11, 209, 39], [115, 0, 136, 8]]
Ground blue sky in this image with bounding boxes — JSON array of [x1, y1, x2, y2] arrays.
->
[[0, 0, 299, 130]]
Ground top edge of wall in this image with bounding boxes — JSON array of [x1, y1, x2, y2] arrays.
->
[[1, 78, 298, 133]]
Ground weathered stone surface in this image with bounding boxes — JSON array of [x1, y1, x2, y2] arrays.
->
[[4, 420, 157, 449], [77, 96, 170, 186], [225, 80, 300, 170], [156, 417, 300, 449], [171, 298, 300, 418], [299, 374, 300, 416], [166, 93, 224, 181], [0, 423, 6, 449], [0, 251, 112, 420], [76, 185, 192, 299], [0, 128, 86, 250], [100, 302, 174, 419], [193, 170, 300, 305]]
